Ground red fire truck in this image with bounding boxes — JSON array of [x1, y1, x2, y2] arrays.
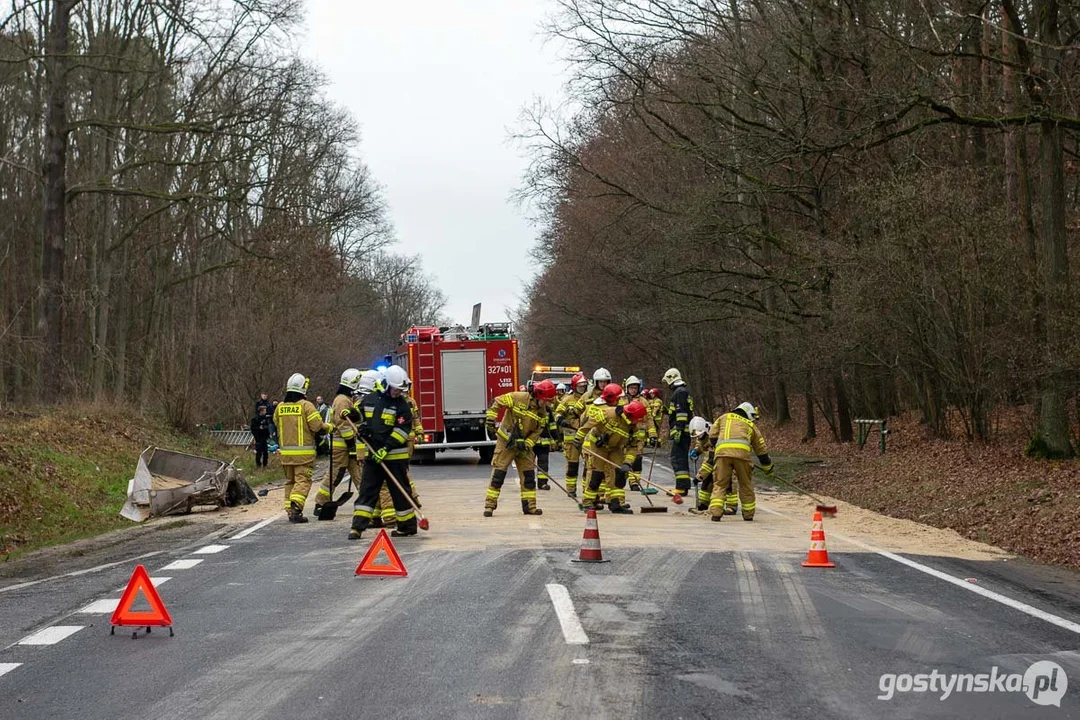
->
[[391, 323, 518, 464]]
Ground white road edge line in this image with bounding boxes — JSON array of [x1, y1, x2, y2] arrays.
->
[[0, 551, 163, 595], [0, 663, 21, 678], [161, 559, 203, 571], [759, 505, 1080, 636], [18, 626, 85, 645], [229, 515, 280, 540], [546, 583, 589, 645]]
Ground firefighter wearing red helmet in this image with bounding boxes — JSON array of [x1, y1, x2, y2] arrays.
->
[[554, 371, 590, 497], [482, 380, 557, 517], [528, 380, 561, 491], [574, 395, 647, 513]]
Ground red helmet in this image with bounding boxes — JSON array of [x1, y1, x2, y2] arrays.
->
[[532, 379, 557, 401], [645, 388, 659, 399], [570, 372, 587, 388], [601, 383, 623, 405], [622, 400, 647, 422]]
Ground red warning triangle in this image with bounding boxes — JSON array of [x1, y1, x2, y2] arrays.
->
[[355, 529, 408, 577], [111, 564, 173, 627]]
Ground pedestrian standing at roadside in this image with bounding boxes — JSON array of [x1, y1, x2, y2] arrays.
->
[[250, 406, 272, 468]]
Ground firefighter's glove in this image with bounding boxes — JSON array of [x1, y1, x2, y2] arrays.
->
[[485, 421, 497, 436], [595, 434, 608, 448], [342, 406, 361, 422], [669, 429, 682, 443], [761, 462, 775, 479], [356, 424, 373, 440], [514, 438, 527, 452], [647, 436, 658, 448], [371, 447, 388, 464], [324, 423, 335, 435], [689, 448, 699, 459]]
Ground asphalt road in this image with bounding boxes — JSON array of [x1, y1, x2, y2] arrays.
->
[[1, 451, 1079, 719]]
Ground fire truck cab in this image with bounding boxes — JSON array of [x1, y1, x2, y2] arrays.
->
[[392, 323, 518, 464]]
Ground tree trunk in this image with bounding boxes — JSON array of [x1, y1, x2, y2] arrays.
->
[[804, 372, 816, 440], [834, 373, 853, 442], [37, 0, 74, 401], [774, 374, 791, 425]]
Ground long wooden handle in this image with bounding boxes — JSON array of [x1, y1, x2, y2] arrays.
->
[[583, 447, 680, 498]]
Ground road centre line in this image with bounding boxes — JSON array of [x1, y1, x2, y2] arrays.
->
[[0, 664, 20, 678], [18, 626, 85, 645], [76, 598, 121, 614], [0, 551, 164, 595], [229, 515, 280, 540], [546, 583, 589, 645], [759, 506, 1080, 636], [161, 558, 203, 570]]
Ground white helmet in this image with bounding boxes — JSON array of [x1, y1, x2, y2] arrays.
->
[[689, 416, 710, 437], [384, 364, 410, 391], [358, 369, 382, 394], [340, 368, 362, 392], [624, 375, 642, 392], [285, 372, 309, 395], [662, 368, 682, 386], [556, 383, 567, 393], [736, 402, 760, 421], [593, 367, 612, 384]]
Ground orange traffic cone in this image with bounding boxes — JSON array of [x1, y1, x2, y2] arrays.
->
[[801, 511, 836, 568], [571, 508, 610, 563]]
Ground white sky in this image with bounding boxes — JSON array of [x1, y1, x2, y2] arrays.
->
[[300, 0, 567, 324]]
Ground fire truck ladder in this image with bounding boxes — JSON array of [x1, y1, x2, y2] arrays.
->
[[416, 340, 438, 430]]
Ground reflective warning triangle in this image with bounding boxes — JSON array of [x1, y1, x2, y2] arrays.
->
[[111, 564, 173, 627], [355, 529, 408, 577]]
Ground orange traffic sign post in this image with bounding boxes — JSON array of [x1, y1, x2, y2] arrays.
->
[[111, 564, 174, 639]]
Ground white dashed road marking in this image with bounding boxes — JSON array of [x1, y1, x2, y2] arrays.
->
[[0, 664, 20, 678], [18, 626, 85, 645], [77, 598, 121, 614], [546, 583, 589, 645], [229, 516, 280, 540], [0, 551, 163, 594], [193, 545, 229, 555], [161, 559, 203, 571]]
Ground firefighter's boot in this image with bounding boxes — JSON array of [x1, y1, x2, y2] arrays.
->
[[348, 514, 366, 540], [565, 461, 579, 498], [287, 501, 308, 524], [484, 468, 506, 517], [392, 518, 418, 537], [608, 497, 633, 514], [521, 471, 542, 515]]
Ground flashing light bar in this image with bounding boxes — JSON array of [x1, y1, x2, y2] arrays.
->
[[534, 365, 581, 372]]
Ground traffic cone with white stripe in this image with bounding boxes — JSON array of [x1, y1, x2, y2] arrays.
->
[[801, 511, 835, 568], [572, 508, 610, 563]]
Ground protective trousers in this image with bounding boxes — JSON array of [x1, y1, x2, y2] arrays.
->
[[583, 447, 624, 509], [535, 446, 552, 489], [709, 457, 755, 520], [351, 459, 417, 533], [372, 483, 398, 528], [563, 437, 581, 494], [316, 448, 361, 508], [485, 440, 540, 515], [670, 433, 692, 496], [282, 463, 313, 512]]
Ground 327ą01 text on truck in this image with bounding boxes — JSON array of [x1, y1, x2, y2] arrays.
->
[[391, 323, 519, 464]]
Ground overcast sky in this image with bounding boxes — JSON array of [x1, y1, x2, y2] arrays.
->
[[300, 0, 567, 325]]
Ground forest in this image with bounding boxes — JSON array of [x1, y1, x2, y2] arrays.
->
[[517, 0, 1080, 456], [0, 0, 444, 426]]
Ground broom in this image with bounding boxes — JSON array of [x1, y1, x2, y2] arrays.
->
[[584, 448, 683, 505], [357, 433, 431, 531]]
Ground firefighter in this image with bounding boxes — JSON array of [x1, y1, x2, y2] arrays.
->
[[483, 380, 558, 516], [368, 369, 402, 530], [555, 372, 590, 497], [663, 368, 695, 498], [348, 365, 419, 539], [313, 368, 370, 520], [556, 382, 568, 402], [620, 376, 648, 487], [705, 402, 773, 521], [691, 416, 739, 515], [575, 396, 648, 513], [273, 373, 334, 523], [530, 381, 561, 491], [573, 382, 624, 508], [644, 388, 664, 447]]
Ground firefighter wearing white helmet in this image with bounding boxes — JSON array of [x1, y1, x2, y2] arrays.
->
[[314, 369, 370, 520], [704, 402, 772, 521], [348, 365, 419, 539], [619, 375, 647, 486], [687, 416, 733, 514], [273, 373, 334, 523], [663, 367, 695, 498]]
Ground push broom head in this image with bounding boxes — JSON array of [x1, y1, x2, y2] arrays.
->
[[671, 494, 684, 505], [639, 506, 668, 513], [816, 505, 837, 518], [418, 518, 430, 531]]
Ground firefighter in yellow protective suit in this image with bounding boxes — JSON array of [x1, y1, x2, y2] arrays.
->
[[483, 380, 558, 516], [314, 368, 378, 521], [574, 382, 625, 508], [644, 388, 664, 447], [688, 416, 739, 515], [619, 376, 649, 489], [530, 380, 561, 491], [575, 396, 648, 513], [705, 402, 773, 521], [555, 372, 590, 497], [273, 373, 334, 523]]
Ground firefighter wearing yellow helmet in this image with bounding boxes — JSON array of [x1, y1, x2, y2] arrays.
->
[[273, 373, 334, 523]]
